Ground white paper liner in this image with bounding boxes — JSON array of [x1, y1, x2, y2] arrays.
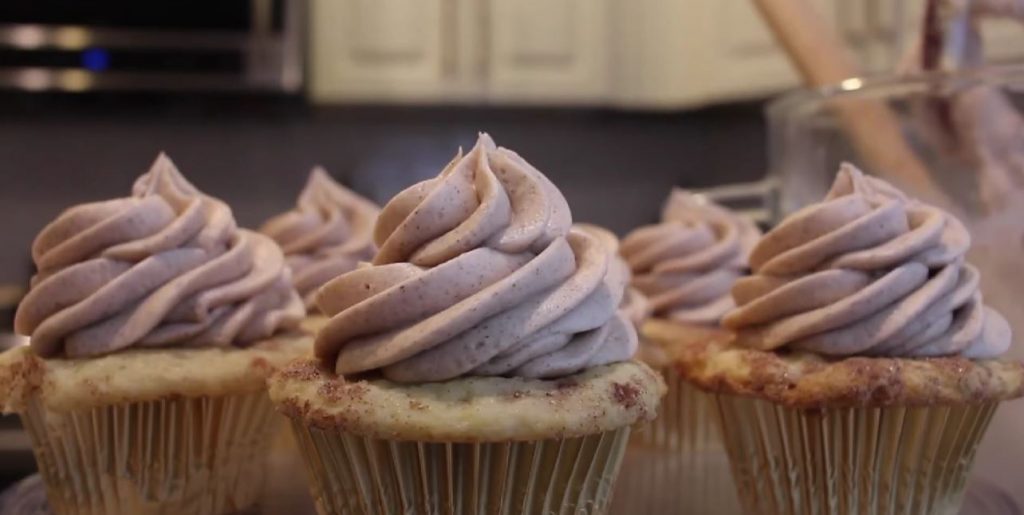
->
[[611, 367, 740, 514], [713, 394, 1000, 515], [289, 420, 631, 515], [20, 390, 279, 515]]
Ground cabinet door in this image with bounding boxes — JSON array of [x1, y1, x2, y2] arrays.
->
[[702, 0, 844, 100], [974, 17, 1024, 63], [309, 0, 475, 102], [610, 0, 846, 109], [486, 0, 609, 104]]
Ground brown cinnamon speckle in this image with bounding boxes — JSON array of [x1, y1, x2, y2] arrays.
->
[[612, 382, 640, 409], [318, 381, 366, 402], [279, 360, 326, 381], [249, 356, 272, 376]]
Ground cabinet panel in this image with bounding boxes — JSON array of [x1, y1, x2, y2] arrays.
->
[[486, 0, 609, 103], [348, 0, 435, 61], [980, 18, 1024, 62], [708, 0, 839, 98], [900, 0, 1024, 65], [309, 0, 457, 102]]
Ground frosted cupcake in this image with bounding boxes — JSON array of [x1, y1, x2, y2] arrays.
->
[[613, 191, 759, 514], [269, 134, 665, 515], [260, 167, 379, 329], [0, 154, 307, 515], [259, 168, 377, 515], [681, 164, 1024, 515]]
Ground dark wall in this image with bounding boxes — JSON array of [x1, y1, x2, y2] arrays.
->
[[0, 94, 768, 285]]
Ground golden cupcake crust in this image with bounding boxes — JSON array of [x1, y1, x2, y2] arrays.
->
[[0, 332, 312, 413], [269, 360, 666, 442], [645, 319, 1024, 408], [637, 319, 733, 370], [299, 314, 330, 335]]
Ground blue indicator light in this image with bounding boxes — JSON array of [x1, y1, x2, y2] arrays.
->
[[81, 48, 111, 71]]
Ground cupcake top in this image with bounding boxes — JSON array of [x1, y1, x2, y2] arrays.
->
[[272, 359, 663, 441], [13, 154, 305, 359], [260, 167, 379, 309], [723, 163, 1011, 359], [621, 189, 760, 325], [314, 134, 638, 382], [0, 334, 310, 412], [665, 326, 1023, 408]]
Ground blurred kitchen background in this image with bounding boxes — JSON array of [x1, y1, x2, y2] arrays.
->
[[2, 0, 1024, 507], [5, 0, 1023, 287]]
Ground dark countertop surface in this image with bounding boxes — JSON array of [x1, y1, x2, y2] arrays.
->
[[0, 92, 768, 286]]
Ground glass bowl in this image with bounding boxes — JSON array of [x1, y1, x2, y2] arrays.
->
[[766, 62, 1024, 510]]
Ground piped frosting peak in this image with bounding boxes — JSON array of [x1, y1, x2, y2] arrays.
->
[[16, 153, 305, 358], [724, 163, 1010, 359], [314, 134, 638, 382]]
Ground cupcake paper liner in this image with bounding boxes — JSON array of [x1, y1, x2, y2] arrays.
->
[[612, 367, 740, 515], [289, 420, 631, 515], [713, 394, 999, 515], [261, 424, 315, 514], [21, 390, 279, 515]]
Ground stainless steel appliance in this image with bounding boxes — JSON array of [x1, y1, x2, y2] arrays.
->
[[0, 0, 304, 93]]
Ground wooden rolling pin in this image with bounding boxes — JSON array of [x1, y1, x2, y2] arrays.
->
[[752, 0, 945, 203]]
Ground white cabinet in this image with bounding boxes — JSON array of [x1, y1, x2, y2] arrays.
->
[[698, 1, 830, 100], [486, 0, 609, 103], [897, 0, 1024, 66], [981, 18, 1024, 62], [310, 0, 607, 104], [611, 0, 842, 109], [308, 0, 839, 107], [309, 0, 1024, 108], [309, 0, 481, 102]]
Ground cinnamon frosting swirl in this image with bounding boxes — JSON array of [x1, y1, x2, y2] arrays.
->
[[723, 163, 1011, 359], [15, 154, 305, 358], [314, 134, 638, 382], [621, 190, 760, 325], [260, 167, 379, 308]]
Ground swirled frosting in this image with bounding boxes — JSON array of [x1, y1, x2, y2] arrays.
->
[[260, 167, 379, 308], [723, 163, 1011, 359], [14, 154, 305, 359], [621, 190, 760, 325], [314, 133, 638, 382], [574, 224, 650, 327]]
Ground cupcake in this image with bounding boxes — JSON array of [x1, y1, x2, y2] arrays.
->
[[612, 190, 760, 514], [259, 168, 377, 515], [0, 154, 307, 515], [269, 134, 665, 515], [681, 163, 1024, 515], [260, 166, 379, 330]]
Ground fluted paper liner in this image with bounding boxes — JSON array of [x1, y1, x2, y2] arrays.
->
[[611, 368, 740, 514], [713, 394, 999, 515], [289, 420, 631, 515], [20, 390, 279, 515]]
